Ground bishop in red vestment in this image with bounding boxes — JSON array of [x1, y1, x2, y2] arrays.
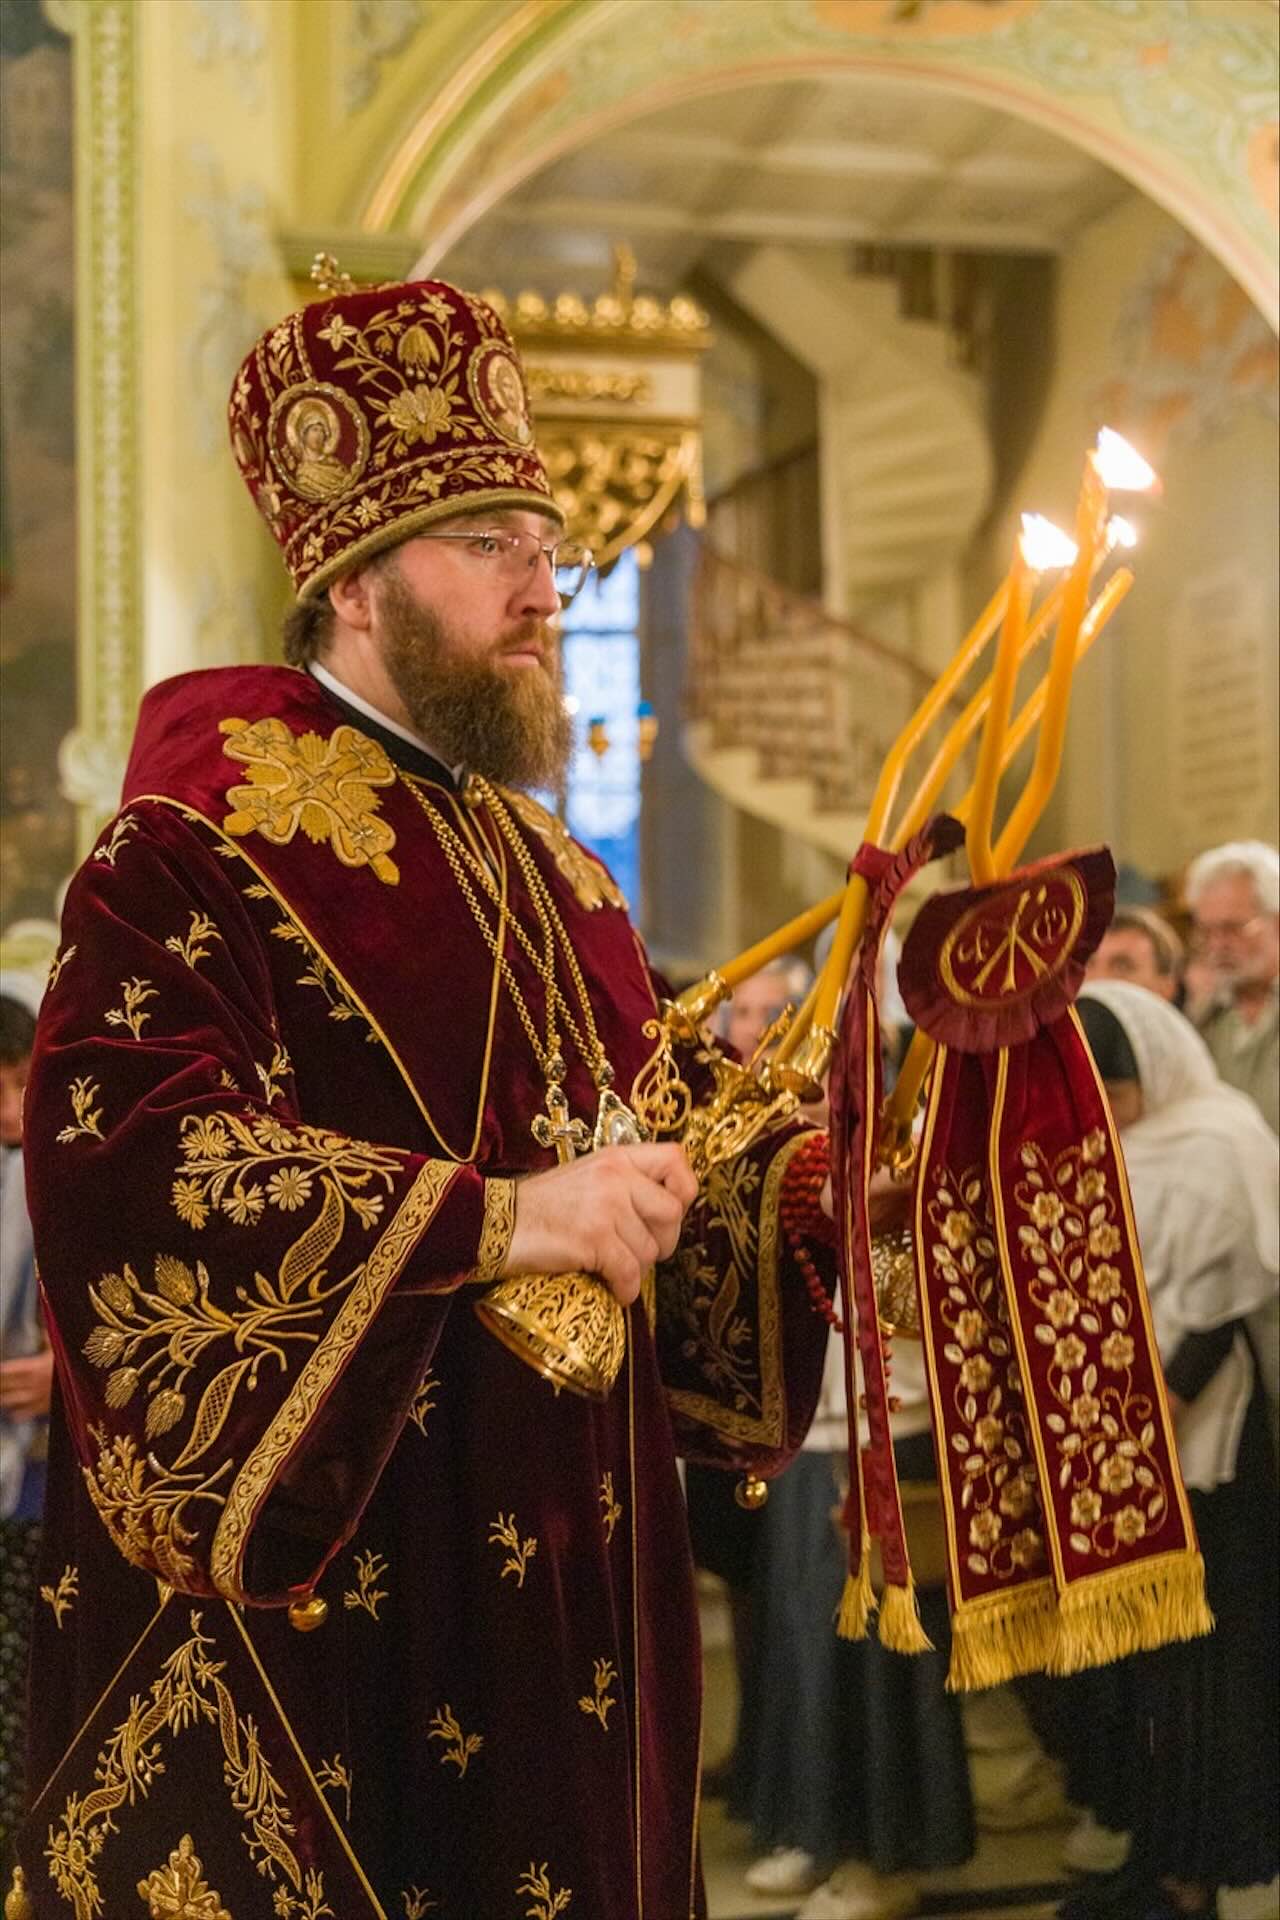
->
[[13, 275, 830, 1918]]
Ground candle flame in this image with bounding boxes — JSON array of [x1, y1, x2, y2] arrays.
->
[[1018, 513, 1078, 571], [1106, 515, 1139, 551], [1094, 428, 1158, 492]]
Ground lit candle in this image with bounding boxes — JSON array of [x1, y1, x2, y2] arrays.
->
[[965, 520, 1035, 886], [892, 518, 1077, 850], [995, 432, 1155, 867], [881, 565, 1136, 1154]]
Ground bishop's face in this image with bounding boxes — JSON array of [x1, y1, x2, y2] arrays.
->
[[369, 512, 572, 789]]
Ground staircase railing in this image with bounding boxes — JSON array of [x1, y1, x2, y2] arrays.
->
[[688, 543, 938, 822]]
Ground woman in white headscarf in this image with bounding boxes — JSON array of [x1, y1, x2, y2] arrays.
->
[[1057, 982, 1279, 1920]]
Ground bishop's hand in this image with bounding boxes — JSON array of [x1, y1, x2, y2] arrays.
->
[[504, 1144, 698, 1306]]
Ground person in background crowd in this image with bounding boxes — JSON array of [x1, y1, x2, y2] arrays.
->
[[0, 986, 53, 1865], [1055, 983, 1279, 1920], [693, 956, 815, 1801], [1184, 841, 1279, 1135], [1086, 906, 1184, 1004], [741, 1338, 974, 1920], [721, 955, 813, 1062]]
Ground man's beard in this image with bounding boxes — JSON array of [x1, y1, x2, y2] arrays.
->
[[378, 569, 572, 790]]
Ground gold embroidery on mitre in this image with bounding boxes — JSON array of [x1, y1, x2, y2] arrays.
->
[[219, 716, 400, 884], [136, 1834, 230, 1920], [502, 787, 625, 911]]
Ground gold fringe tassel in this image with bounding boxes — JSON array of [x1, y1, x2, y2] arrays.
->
[[945, 1554, 1214, 1692], [1049, 1551, 1214, 1676], [946, 1583, 1059, 1693], [836, 1553, 876, 1642], [877, 1576, 935, 1655]]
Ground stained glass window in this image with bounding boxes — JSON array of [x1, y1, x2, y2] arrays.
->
[[559, 548, 642, 914]]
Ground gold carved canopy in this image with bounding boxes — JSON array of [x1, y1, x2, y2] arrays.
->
[[479, 247, 710, 568]]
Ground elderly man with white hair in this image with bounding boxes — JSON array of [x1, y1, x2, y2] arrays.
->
[[1184, 840, 1280, 1135]]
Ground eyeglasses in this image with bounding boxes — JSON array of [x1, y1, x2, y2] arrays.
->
[[415, 527, 594, 604], [1188, 914, 1267, 952]]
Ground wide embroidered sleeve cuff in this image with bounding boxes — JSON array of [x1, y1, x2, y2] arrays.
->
[[466, 1177, 517, 1286]]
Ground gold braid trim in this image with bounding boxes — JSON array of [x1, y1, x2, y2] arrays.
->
[[662, 1130, 802, 1447], [468, 1177, 517, 1285], [210, 1160, 459, 1598]]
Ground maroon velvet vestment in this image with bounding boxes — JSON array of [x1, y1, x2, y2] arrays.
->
[[18, 666, 828, 1920]]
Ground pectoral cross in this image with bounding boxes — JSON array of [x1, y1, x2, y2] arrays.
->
[[532, 1071, 592, 1165]]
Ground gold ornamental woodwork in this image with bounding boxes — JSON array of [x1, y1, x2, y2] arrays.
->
[[482, 245, 710, 569]]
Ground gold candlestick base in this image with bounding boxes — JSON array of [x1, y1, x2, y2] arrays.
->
[[475, 1269, 626, 1402], [768, 1023, 836, 1101]]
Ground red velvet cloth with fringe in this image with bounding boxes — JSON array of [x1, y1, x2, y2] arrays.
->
[[898, 848, 1212, 1689]]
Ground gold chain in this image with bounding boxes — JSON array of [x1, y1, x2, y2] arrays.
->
[[403, 778, 610, 1088]]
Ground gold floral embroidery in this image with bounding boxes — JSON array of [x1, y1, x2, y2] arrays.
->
[[84, 1175, 367, 1458], [104, 975, 157, 1040], [517, 1862, 572, 1917], [662, 1132, 797, 1447], [927, 1161, 1042, 1583], [46, 1610, 319, 1918], [427, 1704, 483, 1776], [84, 1427, 233, 1588], [220, 716, 400, 885], [502, 787, 624, 911], [170, 1108, 401, 1233], [402, 1891, 440, 1919], [48, 943, 76, 989], [1016, 1134, 1172, 1560], [471, 1178, 516, 1284], [661, 1155, 762, 1414], [315, 1753, 352, 1822], [164, 910, 222, 970], [268, 916, 378, 1040], [343, 1548, 389, 1619], [599, 1472, 622, 1544], [39, 1565, 78, 1628], [93, 813, 138, 866], [256, 1042, 293, 1105], [577, 1657, 617, 1730], [136, 1834, 230, 1920], [408, 1369, 440, 1436], [56, 1075, 105, 1144], [271, 1871, 335, 1919], [488, 1512, 537, 1587], [211, 1160, 458, 1599]]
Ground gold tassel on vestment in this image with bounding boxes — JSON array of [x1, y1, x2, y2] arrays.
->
[[946, 1582, 1059, 1693], [1049, 1552, 1214, 1675], [836, 1551, 876, 1642], [877, 1575, 935, 1654]]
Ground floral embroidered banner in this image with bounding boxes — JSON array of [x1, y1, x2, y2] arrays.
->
[[901, 850, 1212, 1688]]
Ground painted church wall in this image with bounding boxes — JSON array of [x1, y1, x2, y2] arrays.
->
[[0, 1, 76, 948], [990, 190, 1279, 886]]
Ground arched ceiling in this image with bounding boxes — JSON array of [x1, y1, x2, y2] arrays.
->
[[337, 0, 1275, 330], [435, 71, 1134, 297]]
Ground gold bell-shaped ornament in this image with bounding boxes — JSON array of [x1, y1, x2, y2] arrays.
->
[[735, 1473, 769, 1510], [287, 1588, 329, 1632], [475, 1269, 626, 1402], [5, 1869, 33, 1920]]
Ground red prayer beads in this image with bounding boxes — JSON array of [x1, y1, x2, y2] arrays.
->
[[780, 1131, 843, 1331]]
